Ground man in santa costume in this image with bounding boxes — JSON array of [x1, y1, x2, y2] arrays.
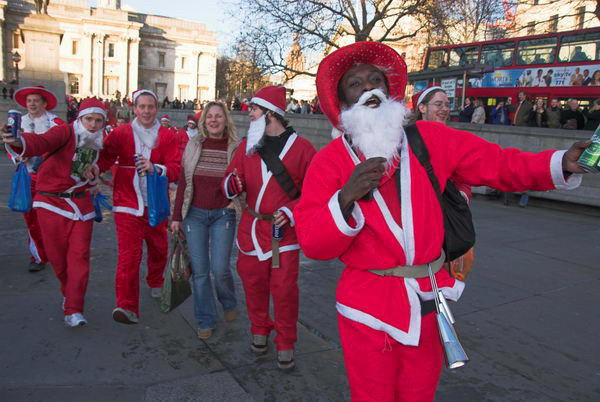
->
[[223, 86, 316, 370], [98, 89, 181, 325], [2, 98, 107, 327], [293, 42, 588, 401], [176, 115, 199, 156], [8, 85, 65, 273]]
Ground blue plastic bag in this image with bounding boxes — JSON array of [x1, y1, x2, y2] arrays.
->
[[92, 193, 112, 223], [8, 163, 32, 213], [147, 170, 170, 227]]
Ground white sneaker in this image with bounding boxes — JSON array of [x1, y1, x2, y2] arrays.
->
[[277, 349, 295, 371], [150, 287, 162, 299], [64, 313, 87, 327], [112, 307, 139, 324]]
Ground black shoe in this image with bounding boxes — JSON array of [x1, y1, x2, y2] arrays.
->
[[28, 262, 46, 272]]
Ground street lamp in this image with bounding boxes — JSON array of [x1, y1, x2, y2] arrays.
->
[[12, 52, 21, 85]]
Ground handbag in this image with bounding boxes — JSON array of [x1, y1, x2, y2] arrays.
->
[[146, 170, 170, 227], [404, 124, 476, 262], [8, 163, 32, 213], [160, 235, 192, 313]]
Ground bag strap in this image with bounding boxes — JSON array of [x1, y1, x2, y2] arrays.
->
[[257, 143, 301, 200], [403, 124, 443, 206]]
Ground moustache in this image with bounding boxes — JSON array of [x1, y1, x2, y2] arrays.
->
[[355, 89, 388, 108]]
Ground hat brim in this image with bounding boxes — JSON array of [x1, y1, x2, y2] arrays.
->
[[14, 87, 58, 111], [316, 41, 407, 130]]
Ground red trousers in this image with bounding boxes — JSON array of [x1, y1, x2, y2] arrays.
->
[[114, 211, 167, 316], [338, 312, 444, 402], [37, 209, 93, 315], [23, 177, 48, 264], [237, 251, 299, 350]]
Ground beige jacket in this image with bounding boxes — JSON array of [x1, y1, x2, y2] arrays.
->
[[178, 136, 243, 221]]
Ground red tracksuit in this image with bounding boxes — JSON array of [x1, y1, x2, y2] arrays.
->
[[223, 133, 316, 351], [10, 124, 98, 315], [98, 122, 180, 316], [294, 121, 581, 401]]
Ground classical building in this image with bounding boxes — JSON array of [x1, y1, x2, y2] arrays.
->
[[509, 0, 599, 36], [2, 0, 218, 101]]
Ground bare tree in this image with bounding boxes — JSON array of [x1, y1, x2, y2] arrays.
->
[[216, 44, 272, 102], [232, 0, 434, 79]]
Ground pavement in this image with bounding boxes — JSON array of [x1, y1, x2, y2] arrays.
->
[[0, 154, 599, 402]]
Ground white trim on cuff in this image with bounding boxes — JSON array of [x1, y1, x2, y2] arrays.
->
[[550, 150, 583, 190], [277, 206, 295, 227], [223, 172, 237, 200], [328, 190, 364, 237]]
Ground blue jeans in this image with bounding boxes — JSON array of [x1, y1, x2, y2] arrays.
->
[[183, 207, 237, 329]]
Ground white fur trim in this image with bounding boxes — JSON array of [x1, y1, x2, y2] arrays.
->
[[133, 89, 158, 103], [78, 107, 107, 119], [331, 127, 343, 139], [277, 206, 295, 227], [327, 190, 364, 237], [551, 150, 582, 190], [33, 201, 95, 221], [251, 97, 285, 116], [416, 86, 443, 106], [223, 172, 237, 200], [236, 241, 301, 261], [28, 231, 42, 263], [407, 277, 465, 302]]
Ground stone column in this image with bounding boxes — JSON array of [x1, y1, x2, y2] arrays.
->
[[97, 34, 106, 96], [82, 32, 93, 96], [118, 37, 129, 97], [128, 38, 139, 94]]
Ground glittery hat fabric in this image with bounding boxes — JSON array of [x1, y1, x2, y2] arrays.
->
[[316, 41, 407, 129]]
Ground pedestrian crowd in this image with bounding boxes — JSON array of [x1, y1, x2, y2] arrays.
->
[[2, 40, 592, 401], [458, 92, 600, 131]]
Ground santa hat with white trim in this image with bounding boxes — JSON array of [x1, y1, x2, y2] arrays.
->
[[78, 97, 107, 120], [132, 89, 158, 104], [186, 115, 197, 126], [160, 114, 170, 122], [251, 86, 286, 117]]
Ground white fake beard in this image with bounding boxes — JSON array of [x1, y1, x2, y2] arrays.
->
[[74, 119, 103, 150], [246, 115, 266, 155], [132, 118, 159, 149], [187, 127, 198, 138], [340, 89, 410, 164]]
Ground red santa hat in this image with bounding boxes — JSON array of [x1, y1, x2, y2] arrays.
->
[[412, 86, 444, 111], [316, 41, 407, 130], [132, 89, 158, 104], [78, 97, 107, 119], [13, 85, 58, 111], [186, 115, 197, 125], [251, 86, 286, 117], [160, 114, 170, 122]]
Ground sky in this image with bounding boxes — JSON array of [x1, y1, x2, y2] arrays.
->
[[90, 0, 240, 50]]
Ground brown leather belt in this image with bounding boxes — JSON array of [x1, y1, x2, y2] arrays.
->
[[369, 251, 446, 278], [247, 207, 281, 268], [39, 191, 87, 199]]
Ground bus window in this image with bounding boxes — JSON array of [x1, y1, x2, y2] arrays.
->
[[558, 31, 600, 62], [449, 46, 479, 67], [516, 37, 557, 65], [427, 49, 447, 69], [481, 42, 515, 67]]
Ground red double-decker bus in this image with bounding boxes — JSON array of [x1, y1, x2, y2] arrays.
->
[[408, 27, 600, 110]]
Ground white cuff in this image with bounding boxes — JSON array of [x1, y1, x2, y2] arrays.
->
[[277, 206, 295, 227], [154, 163, 167, 177], [223, 172, 237, 200], [327, 190, 364, 237], [550, 150, 583, 190]]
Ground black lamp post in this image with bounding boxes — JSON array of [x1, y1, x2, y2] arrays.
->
[[12, 52, 21, 85]]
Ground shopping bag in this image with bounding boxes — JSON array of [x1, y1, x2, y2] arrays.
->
[[160, 235, 192, 313], [92, 193, 112, 223], [8, 163, 32, 213], [147, 170, 170, 227]]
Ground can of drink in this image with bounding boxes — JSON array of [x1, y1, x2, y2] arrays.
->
[[7, 110, 22, 139], [272, 223, 283, 240], [133, 153, 146, 177], [577, 129, 600, 173]]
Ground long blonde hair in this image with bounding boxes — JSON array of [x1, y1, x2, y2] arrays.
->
[[197, 101, 239, 144]]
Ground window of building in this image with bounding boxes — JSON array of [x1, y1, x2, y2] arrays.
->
[[108, 43, 115, 58], [426, 49, 447, 69], [68, 75, 80, 95], [481, 42, 515, 67], [13, 32, 21, 49], [155, 82, 167, 100], [181, 57, 186, 70], [448, 46, 479, 67], [558, 31, 600, 62], [576, 7, 585, 30], [178, 85, 189, 100], [72, 40, 78, 55], [104, 76, 118, 96], [548, 15, 558, 33], [533, 0, 539, 5], [516, 37, 557, 65], [526, 22, 535, 36], [158, 52, 166, 68]]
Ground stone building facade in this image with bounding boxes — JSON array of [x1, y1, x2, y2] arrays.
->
[[1, 0, 217, 101]]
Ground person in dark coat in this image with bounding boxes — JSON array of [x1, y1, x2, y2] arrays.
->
[[560, 99, 585, 130], [458, 97, 475, 122], [584, 99, 600, 131]]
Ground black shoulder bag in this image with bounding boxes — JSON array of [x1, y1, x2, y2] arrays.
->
[[256, 145, 301, 200], [404, 124, 475, 262]]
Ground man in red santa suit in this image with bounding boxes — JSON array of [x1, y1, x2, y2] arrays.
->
[[2, 97, 107, 327], [223, 86, 316, 370], [293, 42, 588, 401], [98, 89, 181, 324], [176, 115, 199, 156], [7, 85, 65, 272]]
